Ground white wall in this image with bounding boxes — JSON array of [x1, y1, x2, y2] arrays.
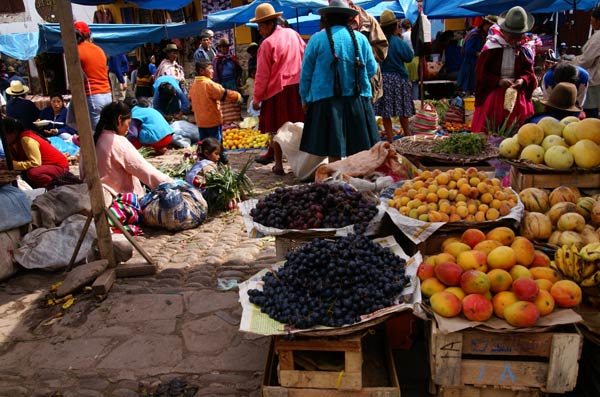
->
[[0, 0, 95, 34]]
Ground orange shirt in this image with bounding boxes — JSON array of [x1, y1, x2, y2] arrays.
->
[[189, 76, 241, 128], [78, 41, 111, 96]]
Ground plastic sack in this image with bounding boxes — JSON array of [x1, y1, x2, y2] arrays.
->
[[0, 185, 32, 232], [141, 180, 207, 231], [273, 122, 328, 181], [49, 136, 80, 156], [410, 102, 439, 134], [171, 120, 200, 148]]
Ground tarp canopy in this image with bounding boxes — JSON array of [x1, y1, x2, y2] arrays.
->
[[208, 0, 381, 30], [461, 0, 599, 14], [69, 0, 193, 11], [0, 32, 40, 61], [422, 0, 482, 19]]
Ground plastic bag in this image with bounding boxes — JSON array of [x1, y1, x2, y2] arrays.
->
[[171, 120, 200, 148], [273, 122, 328, 181], [141, 181, 207, 231]]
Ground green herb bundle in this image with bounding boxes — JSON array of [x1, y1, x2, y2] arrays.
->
[[204, 158, 254, 212], [432, 133, 487, 156]]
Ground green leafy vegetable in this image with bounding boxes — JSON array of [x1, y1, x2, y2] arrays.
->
[[204, 158, 254, 212], [432, 133, 487, 156]]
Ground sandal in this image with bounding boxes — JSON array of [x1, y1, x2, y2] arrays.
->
[[272, 166, 285, 176]]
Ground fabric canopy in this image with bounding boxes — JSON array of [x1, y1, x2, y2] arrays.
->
[[35, 20, 207, 59], [0, 32, 40, 61], [70, 0, 193, 11], [461, 0, 599, 14], [422, 0, 482, 19]]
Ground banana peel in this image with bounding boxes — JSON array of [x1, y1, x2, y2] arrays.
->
[[46, 294, 73, 307]]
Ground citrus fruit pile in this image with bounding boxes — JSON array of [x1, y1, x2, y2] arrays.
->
[[222, 128, 270, 150]]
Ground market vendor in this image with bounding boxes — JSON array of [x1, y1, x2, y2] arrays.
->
[[1, 117, 69, 188], [527, 82, 582, 123], [38, 93, 77, 141], [152, 75, 190, 120], [125, 97, 173, 156]]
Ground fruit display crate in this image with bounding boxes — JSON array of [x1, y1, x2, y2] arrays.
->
[[510, 166, 600, 192], [262, 329, 400, 396], [408, 156, 496, 174], [428, 319, 582, 395]]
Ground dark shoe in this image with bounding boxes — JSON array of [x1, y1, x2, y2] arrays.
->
[[255, 155, 274, 165], [272, 166, 285, 176]]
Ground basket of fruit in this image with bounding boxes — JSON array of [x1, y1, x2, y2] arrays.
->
[[239, 182, 384, 238], [381, 167, 524, 243], [222, 127, 270, 151], [393, 134, 500, 165], [498, 118, 600, 173]]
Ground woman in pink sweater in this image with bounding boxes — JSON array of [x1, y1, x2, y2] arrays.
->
[[93, 102, 172, 197]]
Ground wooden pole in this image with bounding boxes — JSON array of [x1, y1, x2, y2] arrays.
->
[[56, 0, 116, 267]]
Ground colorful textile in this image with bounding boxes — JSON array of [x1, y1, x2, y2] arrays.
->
[[108, 193, 143, 236], [141, 181, 207, 231]]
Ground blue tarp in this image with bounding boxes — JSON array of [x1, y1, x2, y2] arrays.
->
[[70, 0, 193, 11], [461, 0, 599, 14], [423, 0, 482, 19], [36, 20, 207, 58], [0, 32, 40, 61]]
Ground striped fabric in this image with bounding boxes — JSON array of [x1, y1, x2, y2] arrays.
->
[[108, 193, 143, 236]]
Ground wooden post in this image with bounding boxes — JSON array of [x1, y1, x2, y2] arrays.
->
[[55, 0, 116, 267]]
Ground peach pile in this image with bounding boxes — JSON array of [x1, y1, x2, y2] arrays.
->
[[387, 167, 519, 223], [420, 227, 582, 327]]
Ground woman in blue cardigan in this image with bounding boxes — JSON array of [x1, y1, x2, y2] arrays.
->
[[38, 93, 77, 141]]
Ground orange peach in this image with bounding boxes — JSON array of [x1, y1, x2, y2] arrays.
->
[[456, 250, 488, 272], [445, 287, 466, 301], [534, 290, 555, 316], [512, 278, 540, 302], [492, 291, 519, 319], [460, 270, 490, 295], [487, 269, 513, 293], [550, 280, 582, 308], [486, 227, 516, 246], [487, 246, 518, 270], [461, 228, 487, 248], [530, 250, 551, 267], [509, 264, 533, 280], [473, 239, 503, 256], [511, 236, 536, 267], [421, 278, 447, 298], [535, 278, 554, 292], [504, 301, 540, 327], [529, 267, 562, 284], [462, 294, 494, 322], [430, 291, 462, 318], [441, 237, 462, 250], [434, 262, 463, 286], [417, 263, 435, 281]]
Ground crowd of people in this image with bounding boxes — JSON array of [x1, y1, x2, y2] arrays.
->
[[1, 2, 600, 209]]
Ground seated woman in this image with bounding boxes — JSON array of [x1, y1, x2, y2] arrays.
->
[[152, 75, 190, 120], [125, 97, 173, 155], [93, 101, 172, 198], [1, 117, 69, 188], [38, 93, 77, 141]]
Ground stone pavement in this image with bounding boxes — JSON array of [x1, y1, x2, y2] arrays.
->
[[0, 149, 301, 396]]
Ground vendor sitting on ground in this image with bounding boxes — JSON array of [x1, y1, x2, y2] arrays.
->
[[38, 93, 77, 141], [152, 75, 190, 120], [93, 101, 173, 198], [526, 82, 582, 123], [125, 97, 173, 155], [1, 117, 69, 188]]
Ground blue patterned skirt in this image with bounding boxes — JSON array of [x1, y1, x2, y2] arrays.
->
[[374, 73, 415, 118]]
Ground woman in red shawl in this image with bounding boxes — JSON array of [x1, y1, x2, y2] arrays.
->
[[471, 6, 537, 134]]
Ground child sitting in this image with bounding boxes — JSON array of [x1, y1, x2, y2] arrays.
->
[[185, 137, 220, 192]]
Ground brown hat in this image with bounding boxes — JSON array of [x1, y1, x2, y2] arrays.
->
[[498, 6, 534, 34], [163, 43, 178, 52], [249, 3, 283, 23], [380, 10, 398, 28], [218, 38, 230, 47], [541, 83, 581, 112], [5, 80, 29, 96], [483, 15, 498, 25]]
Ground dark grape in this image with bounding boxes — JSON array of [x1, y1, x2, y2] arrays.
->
[[247, 234, 409, 329]]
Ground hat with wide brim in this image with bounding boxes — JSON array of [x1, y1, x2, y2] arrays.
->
[[498, 6, 534, 34], [163, 43, 179, 52], [318, 0, 358, 17], [247, 42, 258, 52], [249, 3, 283, 23], [5, 80, 29, 96], [540, 82, 581, 112], [483, 15, 498, 25], [7, 66, 15, 73], [380, 10, 398, 27]]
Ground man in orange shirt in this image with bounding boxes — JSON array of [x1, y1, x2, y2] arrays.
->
[[73, 21, 112, 130]]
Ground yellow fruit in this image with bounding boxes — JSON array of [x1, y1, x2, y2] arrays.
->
[[520, 144, 545, 164], [517, 123, 544, 146], [574, 118, 600, 144], [537, 116, 564, 137], [570, 139, 600, 168], [499, 137, 521, 159], [544, 145, 574, 169]]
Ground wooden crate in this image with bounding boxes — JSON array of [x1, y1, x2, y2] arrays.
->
[[428, 320, 582, 394], [263, 332, 400, 397], [510, 166, 600, 192], [410, 157, 496, 174], [437, 385, 542, 397]]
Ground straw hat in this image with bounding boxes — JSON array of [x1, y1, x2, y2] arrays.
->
[[5, 80, 29, 96], [541, 83, 581, 112], [380, 10, 398, 27], [6, 66, 15, 73], [318, 0, 358, 17], [249, 3, 283, 23], [247, 42, 258, 52], [163, 43, 179, 52], [483, 15, 498, 25], [74, 21, 91, 35], [498, 6, 534, 34]]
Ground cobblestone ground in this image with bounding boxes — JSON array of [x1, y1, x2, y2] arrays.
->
[[0, 149, 301, 396]]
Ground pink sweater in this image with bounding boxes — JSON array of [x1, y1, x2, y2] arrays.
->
[[253, 26, 305, 104], [95, 131, 172, 197]]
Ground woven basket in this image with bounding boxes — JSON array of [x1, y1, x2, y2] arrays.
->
[[393, 135, 499, 164], [0, 170, 20, 186], [502, 158, 600, 174]]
